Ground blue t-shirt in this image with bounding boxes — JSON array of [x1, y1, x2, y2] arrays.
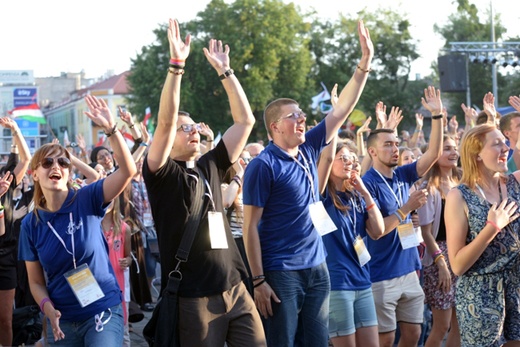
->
[[243, 121, 327, 271], [322, 189, 371, 290], [18, 181, 122, 321], [361, 162, 421, 283]]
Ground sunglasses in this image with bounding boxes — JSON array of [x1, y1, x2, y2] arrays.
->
[[177, 123, 202, 133], [39, 157, 71, 169], [337, 154, 357, 164], [278, 111, 307, 122]]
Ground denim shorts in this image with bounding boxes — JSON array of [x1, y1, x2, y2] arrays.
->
[[328, 287, 378, 338], [44, 303, 124, 346]]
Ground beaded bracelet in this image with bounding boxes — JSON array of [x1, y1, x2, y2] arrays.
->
[[356, 64, 372, 73]]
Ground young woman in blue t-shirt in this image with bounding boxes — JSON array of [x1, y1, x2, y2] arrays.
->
[[18, 94, 136, 346]]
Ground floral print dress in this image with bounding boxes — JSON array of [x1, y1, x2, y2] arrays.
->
[[456, 175, 520, 347]]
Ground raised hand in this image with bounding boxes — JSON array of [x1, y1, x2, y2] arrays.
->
[[483, 92, 497, 124], [461, 103, 478, 126], [357, 116, 372, 136], [421, 86, 443, 115], [168, 19, 191, 61], [448, 116, 459, 134], [0, 171, 13, 198], [203, 39, 230, 72], [84, 95, 115, 131], [509, 95, 520, 112], [404, 189, 428, 212], [375, 101, 387, 128], [199, 122, 214, 141], [330, 83, 339, 107], [0, 116, 20, 132], [385, 106, 403, 130], [358, 20, 374, 61], [76, 133, 87, 152], [415, 113, 424, 129], [118, 107, 134, 125]]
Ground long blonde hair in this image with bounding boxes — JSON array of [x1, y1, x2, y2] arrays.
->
[[459, 123, 505, 189]]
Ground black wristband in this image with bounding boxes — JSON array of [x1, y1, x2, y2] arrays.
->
[[254, 279, 266, 288], [219, 69, 234, 80], [432, 114, 443, 120], [105, 125, 118, 137]]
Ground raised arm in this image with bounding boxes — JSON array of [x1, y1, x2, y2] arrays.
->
[[147, 19, 191, 173], [416, 86, 444, 177], [0, 117, 31, 185], [317, 133, 337, 195], [84, 95, 136, 203], [324, 20, 374, 143], [204, 40, 254, 163], [408, 113, 423, 148], [0, 171, 13, 236]]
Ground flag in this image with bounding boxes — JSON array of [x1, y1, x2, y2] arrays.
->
[[143, 107, 151, 126], [63, 130, 70, 145], [9, 103, 46, 124], [311, 82, 331, 110], [95, 134, 106, 147], [123, 132, 135, 148]]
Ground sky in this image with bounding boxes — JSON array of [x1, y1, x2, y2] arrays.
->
[[1, 0, 518, 80]]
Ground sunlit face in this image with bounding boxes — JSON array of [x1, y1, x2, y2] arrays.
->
[[478, 129, 509, 173], [331, 147, 354, 181], [505, 116, 520, 143], [399, 150, 415, 166], [370, 132, 400, 168], [173, 115, 201, 159], [437, 138, 459, 169], [271, 104, 307, 148], [33, 150, 71, 192]]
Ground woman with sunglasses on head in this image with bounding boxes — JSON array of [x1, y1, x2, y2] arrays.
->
[[317, 137, 384, 347], [18, 94, 137, 346]]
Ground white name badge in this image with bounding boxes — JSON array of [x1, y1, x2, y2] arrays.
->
[[208, 211, 228, 249], [397, 222, 420, 250], [353, 236, 371, 267], [143, 212, 153, 227], [64, 264, 105, 308], [309, 201, 337, 236], [414, 226, 424, 243]]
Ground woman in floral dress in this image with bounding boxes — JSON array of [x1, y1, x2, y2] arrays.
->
[[445, 123, 520, 346]]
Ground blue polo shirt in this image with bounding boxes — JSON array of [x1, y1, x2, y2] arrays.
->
[[361, 163, 421, 283], [322, 189, 371, 290], [243, 120, 327, 271]]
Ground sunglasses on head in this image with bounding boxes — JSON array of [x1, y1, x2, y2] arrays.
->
[[177, 123, 202, 133], [40, 157, 71, 169]]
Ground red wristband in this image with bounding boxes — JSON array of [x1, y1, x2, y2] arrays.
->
[[486, 220, 501, 233], [169, 58, 185, 66], [366, 203, 376, 211]]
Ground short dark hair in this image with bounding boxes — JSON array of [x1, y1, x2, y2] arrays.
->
[[499, 111, 520, 136], [366, 128, 395, 149]]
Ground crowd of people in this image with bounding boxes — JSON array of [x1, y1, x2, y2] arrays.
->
[[1, 17, 520, 347]]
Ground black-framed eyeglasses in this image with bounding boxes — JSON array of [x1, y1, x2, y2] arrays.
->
[[39, 157, 71, 169], [277, 111, 307, 122], [177, 123, 202, 133]]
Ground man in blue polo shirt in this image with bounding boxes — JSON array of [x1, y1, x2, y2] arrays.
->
[[242, 20, 374, 347], [361, 86, 444, 347]]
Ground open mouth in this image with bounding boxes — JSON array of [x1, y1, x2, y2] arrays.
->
[[498, 157, 507, 163], [49, 172, 62, 181]]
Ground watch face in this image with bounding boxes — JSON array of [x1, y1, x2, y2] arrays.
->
[[69, 142, 78, 148]]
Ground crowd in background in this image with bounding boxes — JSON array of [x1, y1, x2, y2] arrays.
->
[[1, 17, 520, 347]]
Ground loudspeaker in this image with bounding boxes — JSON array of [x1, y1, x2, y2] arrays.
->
[[438, 55, 467, 92]]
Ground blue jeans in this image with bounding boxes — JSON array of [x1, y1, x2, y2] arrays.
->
[[44, 304, 124, 346], [264, 262, 330, 347]]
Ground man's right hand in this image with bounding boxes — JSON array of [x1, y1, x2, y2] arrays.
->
[[405, 189, 428, 212]]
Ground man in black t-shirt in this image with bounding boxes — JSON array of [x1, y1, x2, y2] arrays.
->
[[142, 19, 265, 346]]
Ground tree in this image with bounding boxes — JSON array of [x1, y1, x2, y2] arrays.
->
[[127, 0, 316, 142]]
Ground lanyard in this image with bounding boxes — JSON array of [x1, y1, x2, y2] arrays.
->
[[47, 213, 77, 269], [373, 169, 403, 208], [204, 179, 216, 211], [291, 150, 316, 202]]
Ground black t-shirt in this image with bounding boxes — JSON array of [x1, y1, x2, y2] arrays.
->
[[436, 198, 447, 242], [142, 141, 247, 297]]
